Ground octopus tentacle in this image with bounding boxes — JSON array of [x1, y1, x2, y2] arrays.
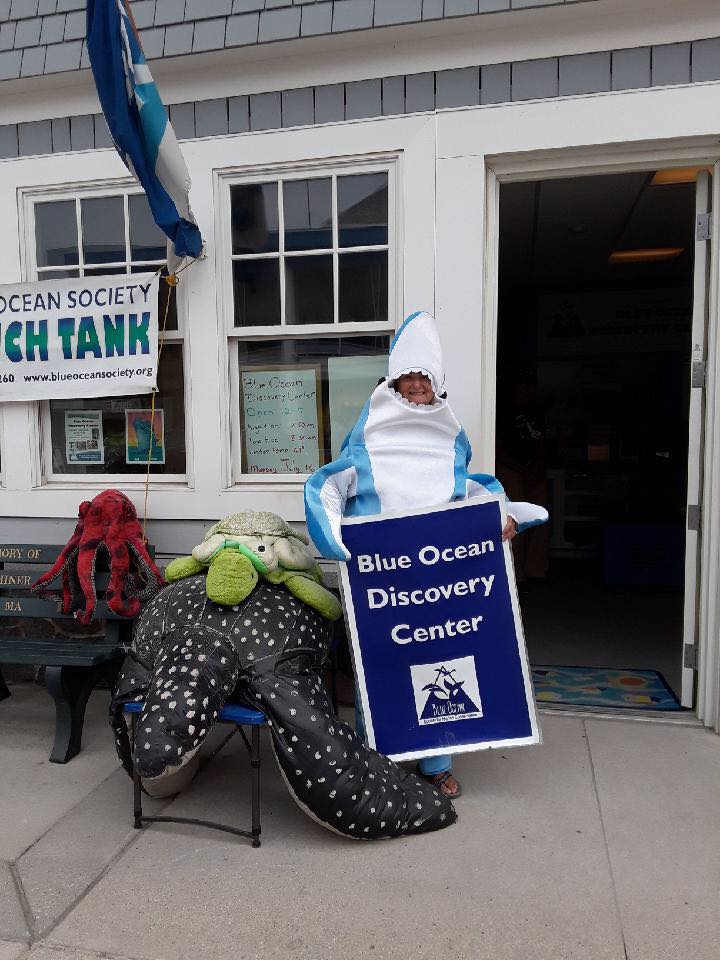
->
[[124, 534, 164, 601], [31, 504, 88, 609], [74, 537, 103, 626], [104, 531, 137, 619]]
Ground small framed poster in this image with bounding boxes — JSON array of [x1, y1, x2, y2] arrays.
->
[[125, 408, 165, 464], [65, 411, 104, 464]]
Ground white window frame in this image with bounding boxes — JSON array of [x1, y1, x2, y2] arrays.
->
[[217, 153, 400, 486], [21, 179, 193, 488]]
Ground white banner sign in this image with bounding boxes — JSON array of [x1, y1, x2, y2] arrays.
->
[[0, 273, 159, 402]]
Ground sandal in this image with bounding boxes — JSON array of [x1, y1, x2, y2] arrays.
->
[[419, 769, 463, 799]]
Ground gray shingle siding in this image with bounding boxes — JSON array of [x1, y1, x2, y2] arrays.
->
[[345, 77, 381, 119], [20, 43, 44, 74], [281, 86, 314, 126], [651, 42, 691, 86], [374, 0, 422, 27], [314, 82, 344, 122], [558, 51, 610, 95], [0, 0, 616, 76], [300, 2, 331, 35], [3, 32, 720, 159], [611, 47, 651, 91], [225, 12, 259, 45], [436, 66, 480, 108], [692, 37, 720, 82], [14, 17, 41, 47], [155, 0, 186, 26], [44, 37, 80, 71], [0, 21, 17, 49], [481, 62, 511, 103], [258, 6, 301, 40], [405, 71, 435, 112]]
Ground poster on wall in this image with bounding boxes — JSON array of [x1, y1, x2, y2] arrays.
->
[[65, 411, 104, 464], [125, 409, 165, 464], [339, 496, 540, 762], [239, 365, 322, 475], [327, 355, 387, 458], [0, 273, 159, 402]]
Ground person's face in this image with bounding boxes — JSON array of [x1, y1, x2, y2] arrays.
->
[[395, 372, 435, 405]]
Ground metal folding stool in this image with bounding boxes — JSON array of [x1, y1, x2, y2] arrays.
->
[[125, 701, 267, 848]]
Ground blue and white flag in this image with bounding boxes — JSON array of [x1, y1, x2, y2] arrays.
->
[[86, 0, 203, 263]]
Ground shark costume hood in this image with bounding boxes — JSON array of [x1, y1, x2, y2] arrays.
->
[[305, 311, 548, 561]]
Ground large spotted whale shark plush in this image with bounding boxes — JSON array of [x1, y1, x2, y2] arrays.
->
[[110, 511, 456, 838]]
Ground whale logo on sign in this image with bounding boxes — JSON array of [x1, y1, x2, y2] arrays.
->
[[410, 656, 483, 725]]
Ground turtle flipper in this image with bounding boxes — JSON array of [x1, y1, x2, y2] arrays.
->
[[165, 555, 205, 582], [277, 572, 343, 621]]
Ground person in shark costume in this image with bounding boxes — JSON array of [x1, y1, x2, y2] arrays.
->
[[304, 311, 549, 797], [110, 510, 456, 839]]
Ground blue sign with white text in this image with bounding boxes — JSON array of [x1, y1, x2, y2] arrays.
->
[[339, 497, 540, 761]]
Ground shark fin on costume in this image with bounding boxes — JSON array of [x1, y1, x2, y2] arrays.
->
[[389, 310, 445, 394]]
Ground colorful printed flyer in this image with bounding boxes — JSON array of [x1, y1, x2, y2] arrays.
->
[[125, 408, 165, 464], [65, 411, 104, 464]]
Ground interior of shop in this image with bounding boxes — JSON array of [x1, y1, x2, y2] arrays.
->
[[496, 169, 702, 702]]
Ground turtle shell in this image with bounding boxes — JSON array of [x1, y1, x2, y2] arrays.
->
[[204, 511, 309, 545]]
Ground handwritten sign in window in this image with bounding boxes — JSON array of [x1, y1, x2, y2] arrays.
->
[[240, 365, 322, 474]]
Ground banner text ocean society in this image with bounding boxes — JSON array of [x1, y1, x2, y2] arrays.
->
[[0, 282, 153, 363]]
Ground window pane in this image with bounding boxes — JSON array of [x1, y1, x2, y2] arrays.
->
[[129, 194, 166, 262], [237, 335, 390, 474], [339, 251, 388, 322], [83, 266, 127, 276], [36, 269, 80, 279], [285, 255, 333, 325], [81, 197, 126, 265], [49, 344, 186, 475], [338, 173, 388, 248], [35, 201, 78, 267], [231, 183, 279, 254], [283, 179, 332, 251], [233, 259, 280, 326]]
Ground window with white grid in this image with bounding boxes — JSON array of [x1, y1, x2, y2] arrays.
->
[[224, 160, 398, 480], [29, 188, 188, 479]]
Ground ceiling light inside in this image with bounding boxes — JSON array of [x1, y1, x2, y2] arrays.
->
[[609, 247, 685, 264], [651, 167, 712, 185]]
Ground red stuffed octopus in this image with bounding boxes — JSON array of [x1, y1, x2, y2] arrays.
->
[[32, 490, 164, 625]]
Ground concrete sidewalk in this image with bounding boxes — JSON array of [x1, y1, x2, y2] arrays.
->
[[1, 682, 719, 960]]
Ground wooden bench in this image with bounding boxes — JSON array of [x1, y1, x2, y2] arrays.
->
[[0, 544, 142, 763]]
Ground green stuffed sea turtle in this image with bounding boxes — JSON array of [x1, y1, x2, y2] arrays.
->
[[164, 511, 342, 621]]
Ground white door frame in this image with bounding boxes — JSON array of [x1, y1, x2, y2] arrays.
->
[[480, 145, 720, 729]]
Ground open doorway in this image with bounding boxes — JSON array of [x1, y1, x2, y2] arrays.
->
[[496, 169, 706, 709]]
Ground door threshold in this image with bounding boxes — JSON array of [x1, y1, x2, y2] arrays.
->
[[538, 703, 701, 726]]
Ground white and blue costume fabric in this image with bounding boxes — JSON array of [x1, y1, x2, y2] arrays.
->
[[305, 311, 549, 562]]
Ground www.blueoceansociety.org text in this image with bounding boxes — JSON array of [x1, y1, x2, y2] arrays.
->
[[354, 539, 497, 645]]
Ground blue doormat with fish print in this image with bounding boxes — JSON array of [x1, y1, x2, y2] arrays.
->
[[531, 666, 683, 710]]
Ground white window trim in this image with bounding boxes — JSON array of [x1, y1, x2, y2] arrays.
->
[[20, 178, 194, 488], [215, 153, 400, 487]]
